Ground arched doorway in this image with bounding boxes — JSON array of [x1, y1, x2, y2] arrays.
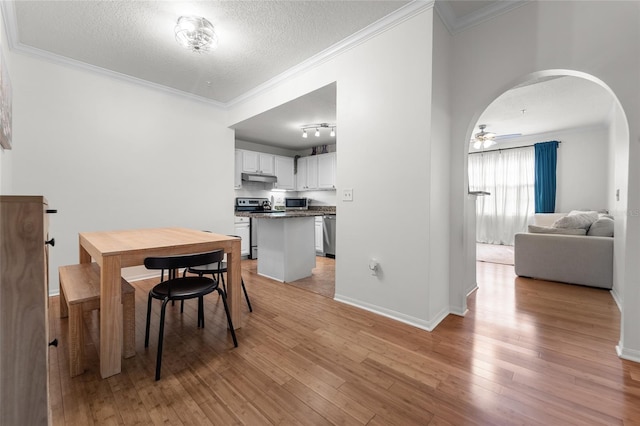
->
[[460, 69, 630, 353]]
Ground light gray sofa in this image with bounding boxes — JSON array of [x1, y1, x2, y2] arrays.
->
[[514, 213, 613, 289]]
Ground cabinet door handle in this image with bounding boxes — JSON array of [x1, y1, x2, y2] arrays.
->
[[49, 338, 58, 347], [45, 238, 55, 247], [46, 209, 57, 214]]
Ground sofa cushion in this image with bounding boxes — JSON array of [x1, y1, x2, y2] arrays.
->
[[587, 216, 614, 237], [552, 211, 598, 229], [527, 225, 587, 235]]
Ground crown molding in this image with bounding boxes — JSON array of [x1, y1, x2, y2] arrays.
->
[[225, 0, 435, 108], [1, 0, 434, 110], [435, 0, 531, 35]]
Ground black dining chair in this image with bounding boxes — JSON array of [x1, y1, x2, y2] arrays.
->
[[144, 250, 238, 380], [184, 234, 253, 312]]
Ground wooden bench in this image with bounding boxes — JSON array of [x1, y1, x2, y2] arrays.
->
[[59, 263, 135, 377]]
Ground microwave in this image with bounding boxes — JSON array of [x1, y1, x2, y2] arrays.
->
[[285, 198, 309, 210]]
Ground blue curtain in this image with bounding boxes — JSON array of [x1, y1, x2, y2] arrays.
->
[[534, 141, 559, 213]]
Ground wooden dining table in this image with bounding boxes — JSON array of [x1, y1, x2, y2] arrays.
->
[[78, 227, 242, 379]]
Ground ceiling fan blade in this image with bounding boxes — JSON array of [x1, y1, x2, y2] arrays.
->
[[494, 133, 522, 140]]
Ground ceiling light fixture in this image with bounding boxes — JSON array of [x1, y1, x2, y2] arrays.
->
[[301, 123, 336, 138], [471, 124, 496, 149], [175, 16, 218, 53]]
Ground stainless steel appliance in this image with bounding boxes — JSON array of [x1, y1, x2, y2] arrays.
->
[[285, 197, 309, 210], [235, 197, 269, 259], [323, 215, 336, 258]]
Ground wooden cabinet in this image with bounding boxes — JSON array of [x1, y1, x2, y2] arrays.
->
[[0, 196, 52, 425], [274, 155, 295, 190]]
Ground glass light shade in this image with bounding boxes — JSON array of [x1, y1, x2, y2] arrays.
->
[[315, 128, 320, 137], [330, 128, 335, 137], [302, 129, 308, 138], [175, 16, 218, 52]]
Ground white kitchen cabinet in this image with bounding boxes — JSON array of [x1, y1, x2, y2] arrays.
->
[[234, 150, 243, 189], [296, 156, 308, 190], [315, 216, 324, 254], [317, 152, 336, 189], [296, 153, 337, 191], [274, 155, 295, 190], [242, 150, 275, 174], [296, 155, 318, 190], [234, 216, 250, 257]]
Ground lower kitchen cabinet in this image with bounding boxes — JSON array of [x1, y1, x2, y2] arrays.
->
[[234, 216, 250, 256]]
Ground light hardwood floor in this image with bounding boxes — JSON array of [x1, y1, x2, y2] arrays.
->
[[48, 260, 640, 425]]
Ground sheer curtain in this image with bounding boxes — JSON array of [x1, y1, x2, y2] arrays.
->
[[469, 146, 535, 245]]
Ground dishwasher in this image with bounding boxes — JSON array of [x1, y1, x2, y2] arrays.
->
[[322, 215, 336, 258]]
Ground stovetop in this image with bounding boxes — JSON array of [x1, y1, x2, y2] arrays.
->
[[235, 197, 269, 212]]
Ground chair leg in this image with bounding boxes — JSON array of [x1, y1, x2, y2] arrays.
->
[[198, 296, 204, 328], [223, 272, 252, 312], [217, 288, 238, 347], [220, 272, 227, 294], [241, 278, 253, 312], [144, 293, 153, 348], [156, 298, 170, 381]]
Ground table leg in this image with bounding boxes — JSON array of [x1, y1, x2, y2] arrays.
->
[[226, 239, 242, 329], [79, 243, 91, 264], [99, 256, 122, 378]]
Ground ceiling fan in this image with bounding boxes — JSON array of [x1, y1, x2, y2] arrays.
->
[[471, 124, 522, 149]]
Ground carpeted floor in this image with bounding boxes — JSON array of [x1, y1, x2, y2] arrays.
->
[[476, 243, 514, 265]]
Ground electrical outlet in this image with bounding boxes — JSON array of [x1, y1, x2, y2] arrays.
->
[[342, 188, 353, 202]]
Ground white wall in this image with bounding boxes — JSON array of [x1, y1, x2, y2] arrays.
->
[[10, 52, 234, 293], [448, 1, 639, 358], [229, 5, 440, 330], [0, 7, 11, 194], [477, 125, 611, 214], [429, 13, 451, 320]]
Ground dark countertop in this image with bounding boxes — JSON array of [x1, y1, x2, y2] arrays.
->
[[235, 206, 335, 219]]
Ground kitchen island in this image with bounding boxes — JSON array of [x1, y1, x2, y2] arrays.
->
[[235, 209, 331, 282]]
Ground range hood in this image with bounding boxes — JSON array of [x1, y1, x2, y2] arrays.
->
[[241, 172, 277, 183]]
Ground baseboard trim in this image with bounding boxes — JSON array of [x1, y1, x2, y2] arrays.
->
[[333, 294, 449, 332], [616, 344, 640, 363]]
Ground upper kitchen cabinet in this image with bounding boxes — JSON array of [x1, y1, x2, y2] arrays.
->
[[234, 150, 243, 189], [296, 153, 335, 191], [274, 156, 295, 190], [241, 150, 275, 175], [317, 152, 336, 190]]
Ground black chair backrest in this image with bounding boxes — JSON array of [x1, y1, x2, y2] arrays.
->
[[144, 250, 224, 271]]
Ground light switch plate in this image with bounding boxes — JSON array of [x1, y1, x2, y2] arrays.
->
[[342, 188, 353, 202]]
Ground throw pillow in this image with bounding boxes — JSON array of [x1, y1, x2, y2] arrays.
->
[[587, 217, 614, 237], [528, 225, 587, 235], [552, 212, 598, 229]]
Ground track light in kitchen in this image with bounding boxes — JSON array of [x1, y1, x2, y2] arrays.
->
[[300, 123, 336, 139]]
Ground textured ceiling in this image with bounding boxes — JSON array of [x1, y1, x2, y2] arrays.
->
[[472, 76, 615, 150], [7, 1, 614, 151], [12, 0, 411, 104]]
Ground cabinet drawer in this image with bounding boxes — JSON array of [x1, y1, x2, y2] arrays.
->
[[234, 216, 250, 224]]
